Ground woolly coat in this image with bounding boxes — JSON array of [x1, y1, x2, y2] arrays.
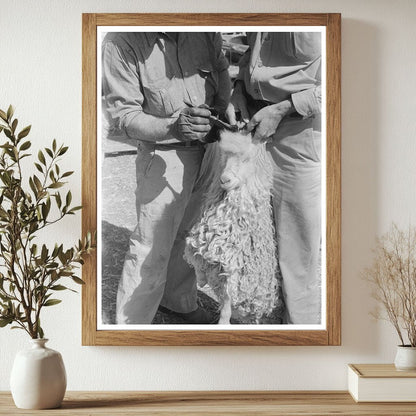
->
[[184, 131, 280, 321]]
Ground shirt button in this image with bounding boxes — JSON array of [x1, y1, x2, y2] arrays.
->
[[258, 62, 263, 68], [184, 71, 189, 76]]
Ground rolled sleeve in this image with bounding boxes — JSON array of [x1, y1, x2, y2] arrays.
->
[[291, 85, 322, 118], [102, 41, 144, 134]]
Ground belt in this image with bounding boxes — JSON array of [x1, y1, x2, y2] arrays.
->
[[176, 140, 202, 147], [153, 140, 204, 150]]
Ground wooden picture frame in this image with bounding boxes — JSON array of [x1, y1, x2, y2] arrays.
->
[[82, 13, 341, 346]]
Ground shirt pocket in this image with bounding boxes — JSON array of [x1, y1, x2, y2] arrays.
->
[[140, 76, 183, 117], [140, 59, 177, 116]]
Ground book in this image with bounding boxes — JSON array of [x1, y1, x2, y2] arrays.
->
[[348, 364, 416, 402]]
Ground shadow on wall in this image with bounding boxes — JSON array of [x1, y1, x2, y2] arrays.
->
[[341, 19, 381, 355]]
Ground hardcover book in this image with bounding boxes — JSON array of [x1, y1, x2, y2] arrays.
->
[[348, 364, 416, 402]]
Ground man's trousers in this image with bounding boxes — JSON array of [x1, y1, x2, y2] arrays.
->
[[267, 115, 322, 324], [116, 141, 205, 324]]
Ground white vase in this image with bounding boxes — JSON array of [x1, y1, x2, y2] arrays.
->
[[10, 339, 67, 409], [394, 345, 416, 371]]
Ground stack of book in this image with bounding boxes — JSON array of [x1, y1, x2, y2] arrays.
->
[[348, 364, 416, 402]]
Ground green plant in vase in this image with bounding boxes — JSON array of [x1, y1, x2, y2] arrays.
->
[[0, 105, 95, 409]]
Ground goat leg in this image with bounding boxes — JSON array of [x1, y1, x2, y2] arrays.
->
[[219, 284, 232, 324]]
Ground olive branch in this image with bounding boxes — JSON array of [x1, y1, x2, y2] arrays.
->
[[0, 105, 94, 339]]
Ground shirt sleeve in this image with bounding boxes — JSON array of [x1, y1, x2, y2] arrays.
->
[[210, 33, 231, 112], [291, 50, 322, 118], [213, 33, 229, 73], [101, 40, 144, 133], [235, 51, 250, 82], [291, 85, 322, 117], [236, 32, 256, 81]]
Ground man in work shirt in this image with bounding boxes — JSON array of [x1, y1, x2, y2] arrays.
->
[[102, 32, 231, 324], [227, 31, 322, 324]]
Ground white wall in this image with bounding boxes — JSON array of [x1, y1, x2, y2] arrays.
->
[[1, 0, 416, 391]]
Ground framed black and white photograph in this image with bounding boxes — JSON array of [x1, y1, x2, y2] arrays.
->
[[82, 13, 341, 346]]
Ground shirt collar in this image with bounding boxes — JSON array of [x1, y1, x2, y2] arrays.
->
[[144, 33, 159, 47], [145, 32, 179, 46]]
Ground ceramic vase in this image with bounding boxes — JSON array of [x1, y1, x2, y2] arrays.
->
[[394, 345, 416, 371], [10, 339, 67, 409]]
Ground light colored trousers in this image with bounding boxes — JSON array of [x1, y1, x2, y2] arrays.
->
[[116, 141, 205, 324], [267, 115, 322, 324]]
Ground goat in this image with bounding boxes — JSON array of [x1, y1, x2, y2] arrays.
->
[[184, 130, 280, 324]]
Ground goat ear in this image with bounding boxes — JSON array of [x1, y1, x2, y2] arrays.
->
[[204, 125, 221, 143]]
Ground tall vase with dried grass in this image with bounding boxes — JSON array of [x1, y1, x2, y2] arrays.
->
[[0, 105, 95, 408], [363, 223, 416, 370]]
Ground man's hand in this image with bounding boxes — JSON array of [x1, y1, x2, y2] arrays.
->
[[225, 80, 250, 126], [246, 100, 294, 142], [175, 107, 212, 142]]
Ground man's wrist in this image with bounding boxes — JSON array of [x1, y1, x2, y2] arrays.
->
[[170, 113, 187, 142], [272, 99, 295, 117]]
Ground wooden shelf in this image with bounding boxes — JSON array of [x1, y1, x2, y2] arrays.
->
[[2, 391, 416, 415]]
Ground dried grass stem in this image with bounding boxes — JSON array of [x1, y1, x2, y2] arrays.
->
[[363, 224, 416, 346]]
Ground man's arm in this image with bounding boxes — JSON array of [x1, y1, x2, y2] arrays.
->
[[124, 108, 212, 143], [246, 85, 322, 143], [291, 85, 322, 118], [214, 68, 232, 114], [102, 40, 178, 143], [225, 80, 250, 125], [211, 33, 232, 114], [247, 79, 322, 142], [102, 39, 211, 143], [246, 99, 295, 142], [226, 32, 322, 138], [123, 112, 177, 143]]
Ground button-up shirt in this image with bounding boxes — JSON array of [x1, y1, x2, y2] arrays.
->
[[238, 32, 321, 117], [102, 32, 229, 143]]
